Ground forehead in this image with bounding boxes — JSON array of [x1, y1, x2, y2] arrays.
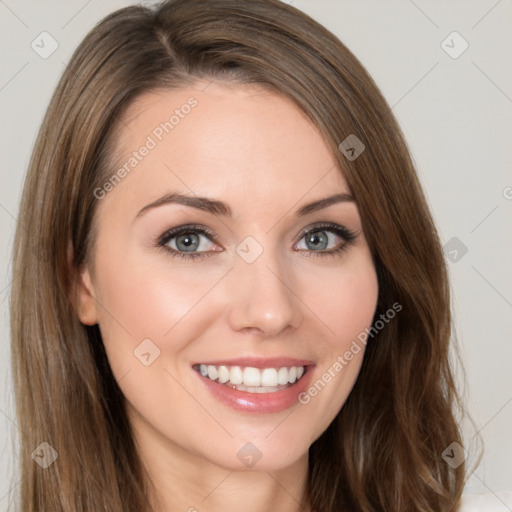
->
[[103, 81, 351, 216]]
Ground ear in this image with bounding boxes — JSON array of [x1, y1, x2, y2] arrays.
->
[[68, 241, 99, 326]]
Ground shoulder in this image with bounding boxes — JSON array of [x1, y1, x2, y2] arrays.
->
[[459, 492, 512, 511]]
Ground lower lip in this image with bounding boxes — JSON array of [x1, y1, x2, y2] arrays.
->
[[195, 367, 315, 414]]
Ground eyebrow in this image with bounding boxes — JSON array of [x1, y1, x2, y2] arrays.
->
[[134, 192, 355, 220]]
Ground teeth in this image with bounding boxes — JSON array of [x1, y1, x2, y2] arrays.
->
[[230, 366, 243, 385], [261, 368, 278, 387], [196, 364, 306, 390], [218, 365, 230, 384], [243, 367, 261, 387], [207, 365, 218, 381], [277, 367, 288, 385]]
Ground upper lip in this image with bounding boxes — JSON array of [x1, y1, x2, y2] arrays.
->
[[191, 356, 315, 369]]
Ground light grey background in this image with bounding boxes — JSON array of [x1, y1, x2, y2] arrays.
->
[[1, 0, 511, 509]]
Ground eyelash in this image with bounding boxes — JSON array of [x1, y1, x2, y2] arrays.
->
[[155, 222, 357, 262]]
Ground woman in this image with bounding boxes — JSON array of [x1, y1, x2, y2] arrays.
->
[[9, 0, 475, 510]]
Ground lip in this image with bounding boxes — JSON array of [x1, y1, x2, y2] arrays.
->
[[193, 358, 316, 414]]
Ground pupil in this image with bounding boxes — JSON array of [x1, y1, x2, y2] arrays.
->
[[178, 233, 197, 251], [308, 231, 327, 250]]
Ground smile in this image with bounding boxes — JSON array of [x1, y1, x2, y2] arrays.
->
[[192, 359, 315, 414], [193, 364, 306, 393]]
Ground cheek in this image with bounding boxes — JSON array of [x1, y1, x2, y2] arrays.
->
[[335, 268, 378, 340], [302, 249, 379, 345], [91, 243, 227, 374], [295, 253, 378, 423]]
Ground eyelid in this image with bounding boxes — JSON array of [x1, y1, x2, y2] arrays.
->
[[156, 223, 219, 247], [294, 222, 357, 245], [157, 222, 356, 247], [155, 221, 358, 262]]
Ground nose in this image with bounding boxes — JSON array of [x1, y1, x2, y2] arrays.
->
[[226, 246, 303, 338]]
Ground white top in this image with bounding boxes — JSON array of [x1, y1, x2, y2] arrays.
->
[[460, 492, 512, 511]]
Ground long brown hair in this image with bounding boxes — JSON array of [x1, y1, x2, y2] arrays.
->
[[10, 0, 475, 510]]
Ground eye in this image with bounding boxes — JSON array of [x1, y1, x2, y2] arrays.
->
[[293, 222, 357, 259], [156, 224, 218, 261], [155, 222, 357, 261]]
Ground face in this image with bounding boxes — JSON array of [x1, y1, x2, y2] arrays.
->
[[76, 81, 379, 474]]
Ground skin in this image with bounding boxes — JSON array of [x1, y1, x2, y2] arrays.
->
[[75, 80, 379, 512]]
